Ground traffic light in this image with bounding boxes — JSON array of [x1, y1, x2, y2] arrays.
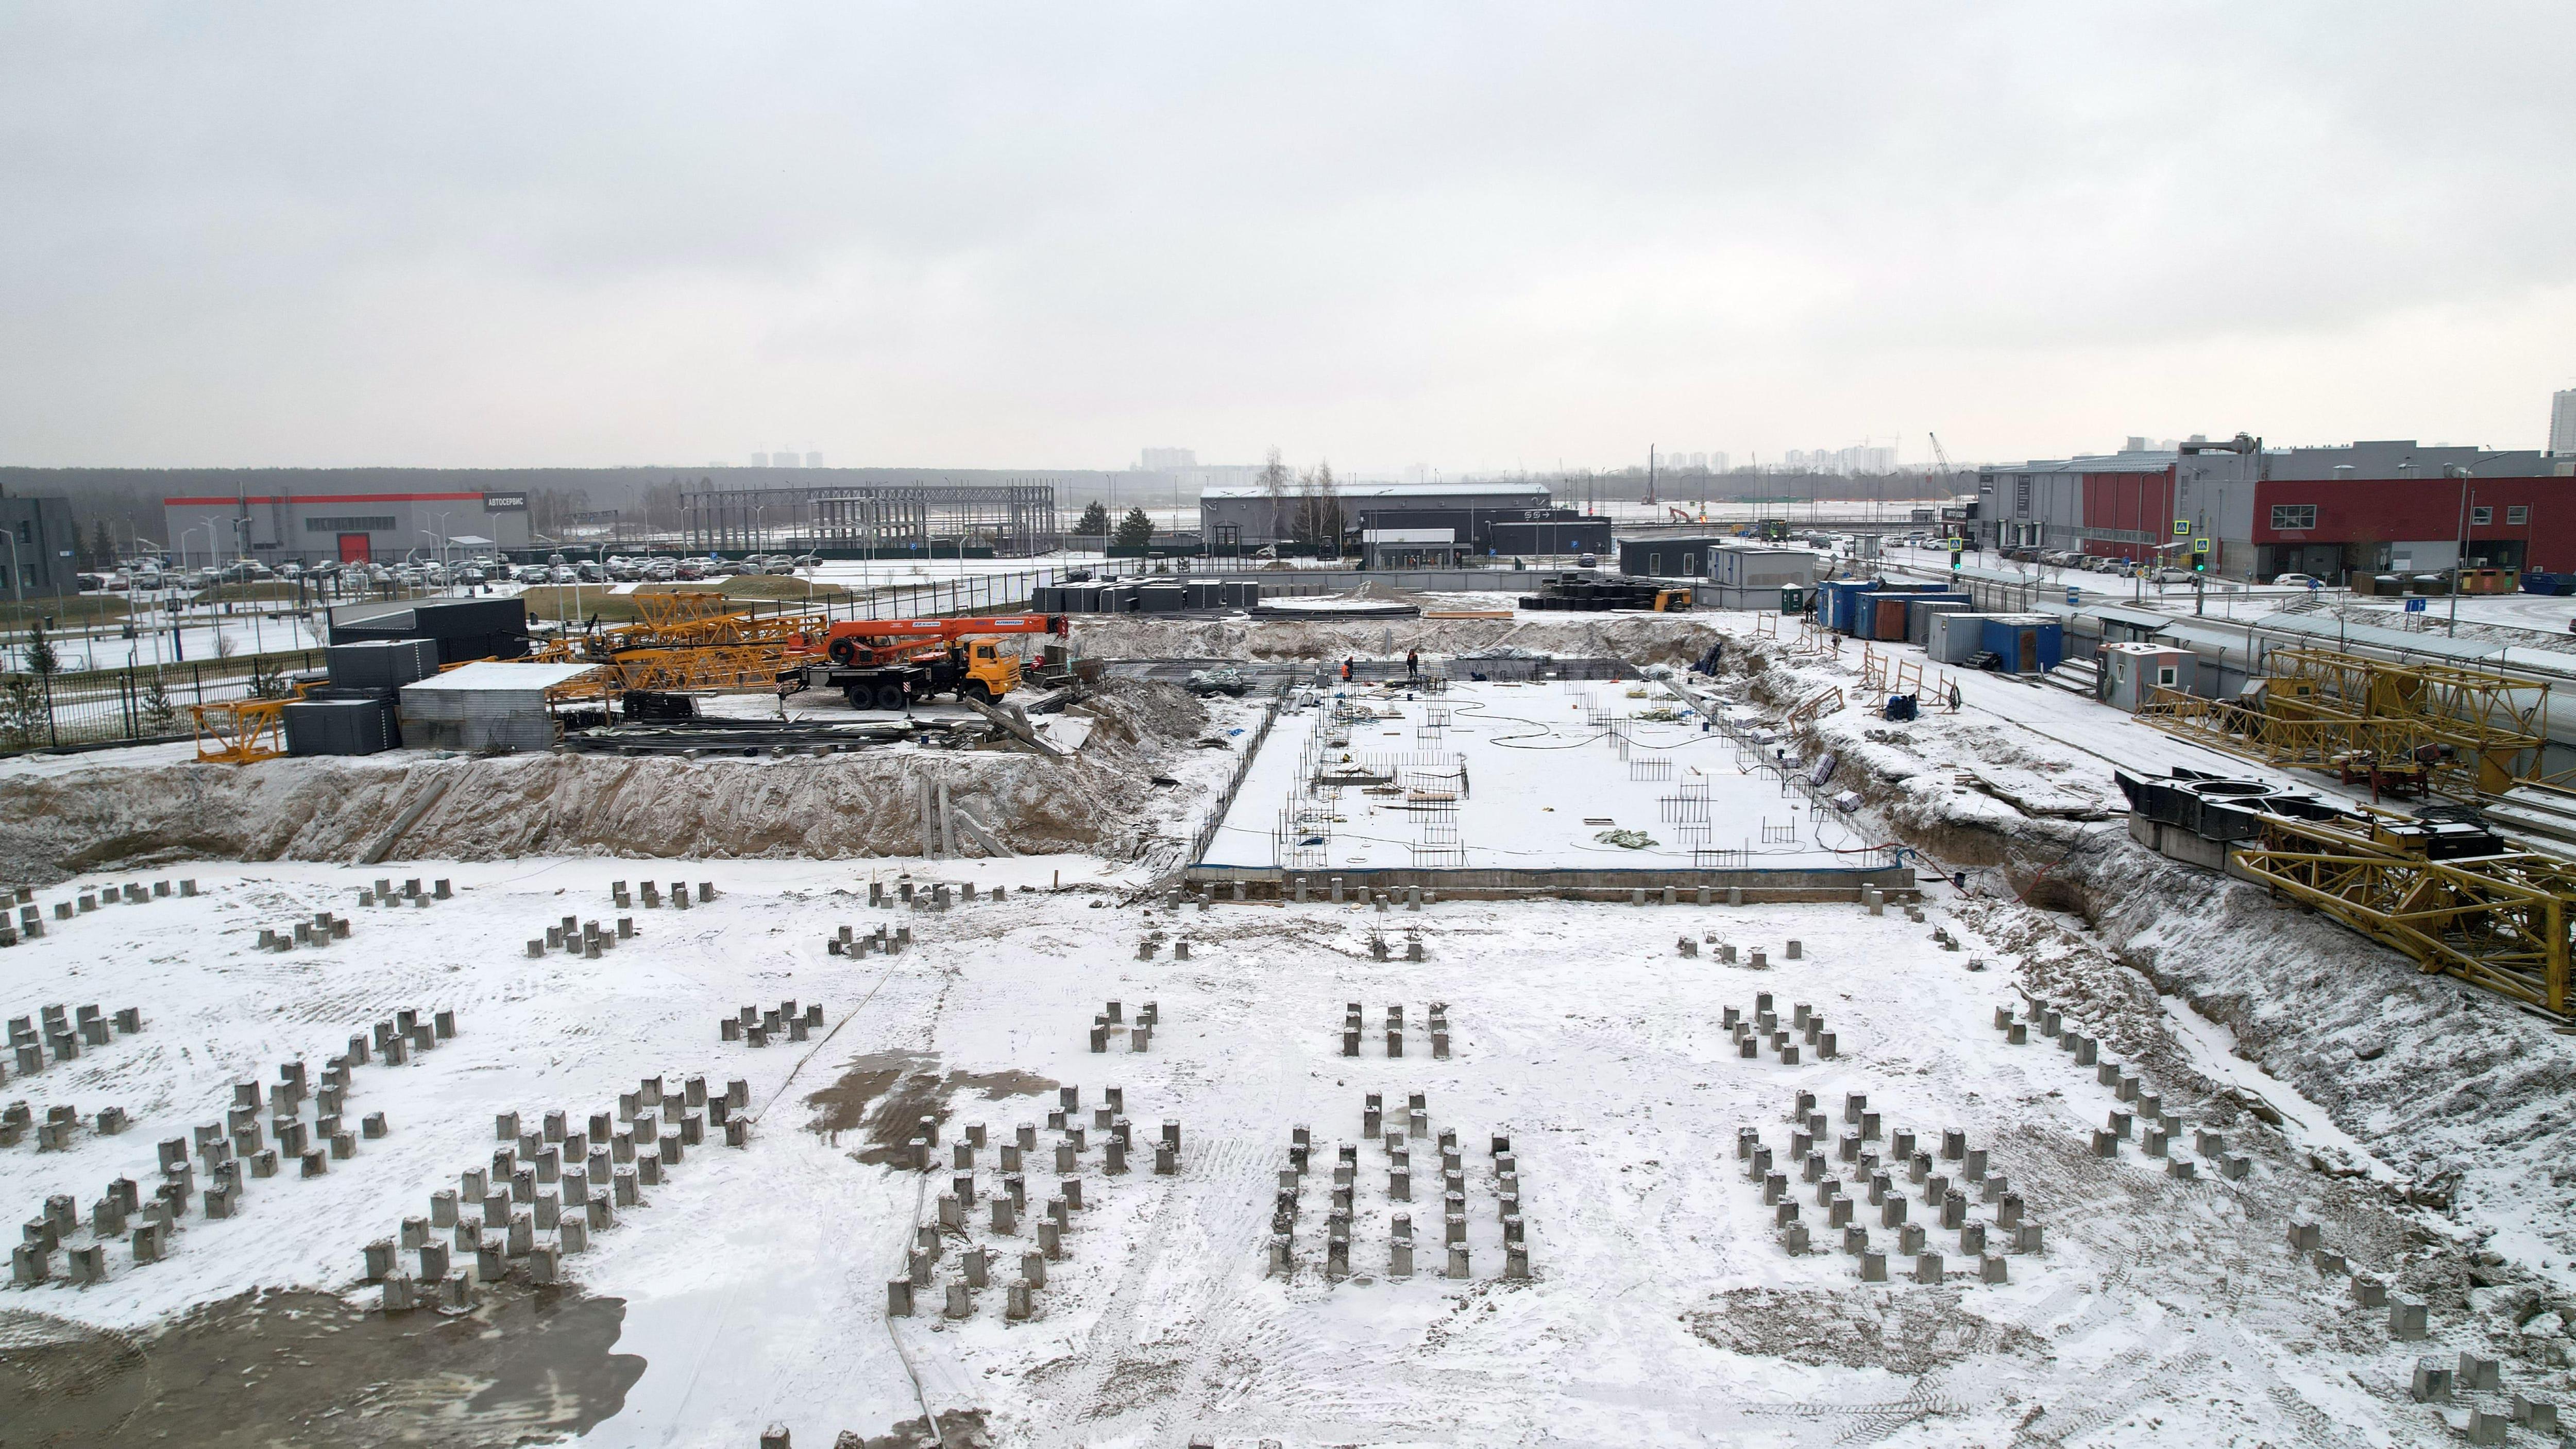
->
[[2191, 554, 2206, 573]]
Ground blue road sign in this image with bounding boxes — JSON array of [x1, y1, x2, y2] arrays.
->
[[2404, 597, 2427, 613]]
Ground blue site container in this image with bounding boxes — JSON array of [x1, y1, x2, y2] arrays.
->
[[1978, 615, 2063, 674], [1819, 578, 1874, 633]]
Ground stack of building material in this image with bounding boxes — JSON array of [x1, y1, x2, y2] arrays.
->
[[326, 639, 441, 690], [328, 598, 531, 663], [1031, 581, 1261, 612], [283, 698, 400, 756], [397, 662, 599, 754], [274, 639, 443, 754]]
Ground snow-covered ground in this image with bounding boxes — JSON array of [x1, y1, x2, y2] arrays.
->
[[0, 854, 2493, 1446], [9, 606, 2576, 1446]]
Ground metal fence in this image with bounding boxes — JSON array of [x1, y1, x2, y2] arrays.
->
[[0, 559, 1178, 754], [1, 651, 326, 753]]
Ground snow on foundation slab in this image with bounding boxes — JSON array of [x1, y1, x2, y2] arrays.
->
[[0, 861, 2439, 1445], [1201, 678, 1873, 871]]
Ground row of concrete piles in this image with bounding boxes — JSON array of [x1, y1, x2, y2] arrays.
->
[[1721, 987, 1837, 1063], [1269, 1097, 1530, 1283], [376, 1075, 751, 1314], [613, 878, 718, 912], [1340, 1002, 1448, 1059], [15, 1024, 420, 1289], [1743, 1088, 2032, 1286], [23, 878, 197, 945], [259, 911, 352, 952], [4, 1098, 129, 1152], [1994, 994, 2521, 1388], [824, 922, 909, 957], [1361, 928, 1426, 964], [891, 1085, 1178, 1322], [358, 876, 452, 909], [868, 878, 1015, 913], [721, 1000, 825, 1046], [530, 913, 635, 959], [1996, 1002, 2251, 1182], [2407, 1349, 2557, 1441], [1090, 1000, 1159, 1053], [6, 1001, 142, 1084]]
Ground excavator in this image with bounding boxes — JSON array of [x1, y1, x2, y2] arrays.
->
[[806, 613, 1070, 710]]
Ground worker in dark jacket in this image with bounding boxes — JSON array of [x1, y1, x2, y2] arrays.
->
[[1405, 650, 1420, 680]]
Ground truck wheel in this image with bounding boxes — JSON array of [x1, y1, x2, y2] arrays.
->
[[844, 688, 868, 710], [875, 684, 907, 710], [828, 638, 858, 667], [961, 681, 993, 706]]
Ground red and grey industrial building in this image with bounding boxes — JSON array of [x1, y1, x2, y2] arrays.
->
[[1978, 438, 2576, 583], [162, 487, 535, 568]]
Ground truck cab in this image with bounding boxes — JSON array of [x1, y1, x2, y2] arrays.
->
[[960, 640, 1020, 698]]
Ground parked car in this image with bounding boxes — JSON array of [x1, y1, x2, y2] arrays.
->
[[2271, 572, 2324, 588]]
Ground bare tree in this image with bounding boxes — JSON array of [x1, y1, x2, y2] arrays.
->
[[1295, 461, 1343, 554], [1257, 447, 1293, 544]]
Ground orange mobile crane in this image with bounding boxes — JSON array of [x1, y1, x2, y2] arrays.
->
[[807, 613, 1069, 710]]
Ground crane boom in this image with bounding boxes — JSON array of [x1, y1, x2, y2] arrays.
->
[[820, 612, 1069, 671], [827, 615, 1067, 644]]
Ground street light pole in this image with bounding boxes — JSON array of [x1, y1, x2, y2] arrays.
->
[[2445, 464, 2477, 637]]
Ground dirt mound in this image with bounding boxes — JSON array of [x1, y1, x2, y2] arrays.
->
[[0, 680, 1216, 879], [1073, 675, 1209, 747], [1689, 1288, 2044, 1374]]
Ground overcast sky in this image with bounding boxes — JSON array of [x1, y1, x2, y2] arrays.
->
[[3, 3, 2571, 474]]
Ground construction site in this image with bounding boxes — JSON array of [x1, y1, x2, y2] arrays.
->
[[6, 571, 2576, 1449]]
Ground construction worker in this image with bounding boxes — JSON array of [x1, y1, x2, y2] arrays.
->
[[1342, 656, 1354, 683], [1405, 650, 1420, 680]]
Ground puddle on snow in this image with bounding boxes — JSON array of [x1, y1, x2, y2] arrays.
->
[[805, 1052, 1058, 1166], [0, 1281, 642, 1448]]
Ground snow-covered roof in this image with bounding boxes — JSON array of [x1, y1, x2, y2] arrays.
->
[[401, 661, 600, 694]]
